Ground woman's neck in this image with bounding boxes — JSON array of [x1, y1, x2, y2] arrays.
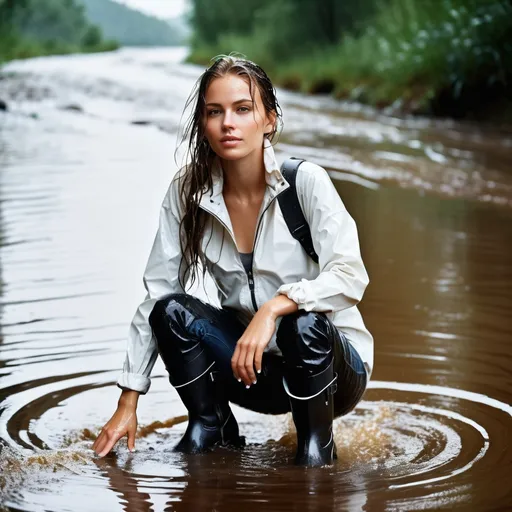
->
[[221, 149, 266, 203]]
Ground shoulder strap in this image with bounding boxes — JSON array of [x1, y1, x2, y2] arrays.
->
[[278, 157, 319, 264]]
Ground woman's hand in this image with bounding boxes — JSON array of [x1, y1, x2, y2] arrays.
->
[[231, 294, 299, 386], [231, 303, 277, 386], [93, 390, 139, 457]]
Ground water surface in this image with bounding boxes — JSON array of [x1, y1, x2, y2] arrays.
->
[[0, 47, 511, 511]]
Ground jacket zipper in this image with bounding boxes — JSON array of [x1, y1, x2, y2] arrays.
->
[[247, 267, 258, 312], [247, 191, 286, 312], [200, 188, 287, 314]]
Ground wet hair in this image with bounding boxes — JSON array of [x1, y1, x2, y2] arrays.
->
[[175, 53, 283, 291]]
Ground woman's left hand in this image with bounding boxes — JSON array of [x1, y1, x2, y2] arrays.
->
[[231, 304, 276, 386]]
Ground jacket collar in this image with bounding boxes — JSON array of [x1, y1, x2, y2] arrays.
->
[[198, 139, 290, 218]]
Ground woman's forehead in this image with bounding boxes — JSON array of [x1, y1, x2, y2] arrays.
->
[[205, 75, 262, 104]]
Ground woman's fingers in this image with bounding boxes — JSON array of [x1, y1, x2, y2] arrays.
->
[[232, 340, 251, 386], [93, 429, 109, 454], [127, 427, 136, 453], [231, 344, 241, 381], [236, 344, 251, 386], [97, 429, 122, 457], [244, 344, 257, 385], [92, 430, 102, 451], [254, 343, 265, 375], [93, 432, 108, 456], [93, 429, 112, 456]]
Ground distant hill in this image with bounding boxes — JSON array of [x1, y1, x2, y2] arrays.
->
[[167, 15, 192, 42], [79, 0, 189, 46]]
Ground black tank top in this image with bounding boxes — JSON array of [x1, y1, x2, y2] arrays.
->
[[239, 251, 253, 274]]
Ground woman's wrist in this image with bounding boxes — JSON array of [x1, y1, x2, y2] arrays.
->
[[264, 294, 299, 320], [118, 389, 140, 409]]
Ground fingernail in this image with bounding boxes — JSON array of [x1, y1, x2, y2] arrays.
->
[[253, 380, 257, 385], [245, 384, 250, 389], [257, 369, 261, 374], [238, 378, 242, 383]]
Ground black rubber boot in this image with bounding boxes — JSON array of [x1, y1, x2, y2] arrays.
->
[[283, 358, 338, 466], [171, 351, 245, 454], [148, 295, 245, 454]]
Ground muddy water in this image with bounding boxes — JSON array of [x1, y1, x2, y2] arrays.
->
[[0, 47, 511, 511]]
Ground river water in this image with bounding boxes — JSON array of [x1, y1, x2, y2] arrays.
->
[[0, 47, 511, 511]]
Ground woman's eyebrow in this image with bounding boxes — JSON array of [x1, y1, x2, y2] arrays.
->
[[205, 98, 252, 107]]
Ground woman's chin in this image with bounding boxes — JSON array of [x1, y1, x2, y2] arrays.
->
[[215, 148, 247, 161]]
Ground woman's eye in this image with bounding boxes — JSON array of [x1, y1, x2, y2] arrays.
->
[[238, 106, 250, 112], [207, 110, 219, 116]]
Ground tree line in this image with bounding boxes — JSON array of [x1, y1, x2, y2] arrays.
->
[[0, 0, 189, 64], [191, 0, 375, 56], [0, 0, 117, 62], [188, 0, 512, 119]]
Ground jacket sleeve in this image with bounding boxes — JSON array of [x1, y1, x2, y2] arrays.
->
[[117, 176, 186, 394], [275, 162, 369, 312]]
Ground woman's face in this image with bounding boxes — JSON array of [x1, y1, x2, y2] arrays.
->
[[203, 74, 274, 162]]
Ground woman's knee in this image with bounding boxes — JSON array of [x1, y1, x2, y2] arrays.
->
[[276, 310, 335, 369], [149, 293, 202, 347]]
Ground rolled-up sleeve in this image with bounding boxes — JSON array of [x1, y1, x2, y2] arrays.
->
[[275, 163, 369, 312], [117, 176, 185, 394]]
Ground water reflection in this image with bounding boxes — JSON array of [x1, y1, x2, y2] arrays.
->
[[94, 449, 370, 512]]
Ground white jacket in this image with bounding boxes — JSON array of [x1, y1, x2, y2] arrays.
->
[[117, 141, 374, 394]]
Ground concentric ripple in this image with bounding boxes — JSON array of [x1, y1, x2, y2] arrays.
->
[[1, 374, 511, 511]]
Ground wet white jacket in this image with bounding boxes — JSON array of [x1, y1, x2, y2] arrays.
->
[[117, 141, 373, 394]]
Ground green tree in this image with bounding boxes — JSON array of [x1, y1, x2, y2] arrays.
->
[[81, 24, 102, 48]]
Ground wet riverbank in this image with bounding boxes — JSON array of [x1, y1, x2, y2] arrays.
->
[[1, 47, 511, 511]]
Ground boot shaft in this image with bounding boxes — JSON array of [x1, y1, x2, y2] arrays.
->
[[283, 358, 337, 466]]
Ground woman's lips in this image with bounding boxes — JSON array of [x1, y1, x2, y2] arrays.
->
[[220, 139, 241, 147]]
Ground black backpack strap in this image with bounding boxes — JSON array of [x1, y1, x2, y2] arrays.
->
[[278, 157, 319, 264]]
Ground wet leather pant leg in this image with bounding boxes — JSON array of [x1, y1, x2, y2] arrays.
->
[[276, 309, 368, 417], [149, 293, 246, 384], [276, 310, 336, 378], [334, 332, 368, 417]]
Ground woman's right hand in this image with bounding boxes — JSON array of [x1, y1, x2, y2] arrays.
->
[[93, 390, 140, 457]]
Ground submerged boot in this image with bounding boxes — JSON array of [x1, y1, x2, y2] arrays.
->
[[171, 350, 245, 454], [283, 358, 338, 466]]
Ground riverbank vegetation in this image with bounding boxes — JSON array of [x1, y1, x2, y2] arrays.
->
[[0, 0, 118, 64], [188, 0, 512, 119]]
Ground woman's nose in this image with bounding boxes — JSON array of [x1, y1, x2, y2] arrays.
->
[[222, 111, 235, 129]]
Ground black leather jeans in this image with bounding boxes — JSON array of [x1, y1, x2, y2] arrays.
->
[[149, 293, 368, 417]]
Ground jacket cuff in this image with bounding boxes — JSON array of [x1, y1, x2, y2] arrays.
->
[[117, 372, 151, 395], [275, 279, 315, 311]]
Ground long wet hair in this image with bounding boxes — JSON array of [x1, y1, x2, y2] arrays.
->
[[175, 54, 283, 291]]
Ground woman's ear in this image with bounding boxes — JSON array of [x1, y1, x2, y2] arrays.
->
[[264, 111, 277, 136]]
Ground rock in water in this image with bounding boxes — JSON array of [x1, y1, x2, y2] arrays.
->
[[60, 104, 84, 113]]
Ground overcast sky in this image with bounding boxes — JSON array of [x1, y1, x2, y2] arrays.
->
[[114, 0, 189, 19]]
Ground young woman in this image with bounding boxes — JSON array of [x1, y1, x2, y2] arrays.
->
[[92, 55, 373, 467]]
